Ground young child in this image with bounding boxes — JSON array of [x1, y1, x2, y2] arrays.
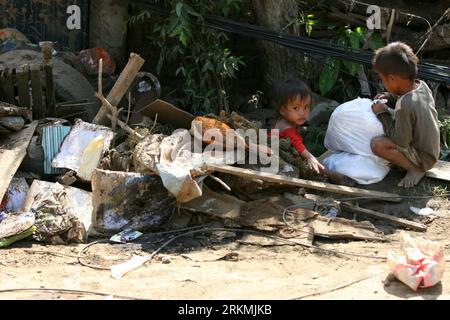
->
[[371, 42, 440, 188], [271, 79, 324, 174]]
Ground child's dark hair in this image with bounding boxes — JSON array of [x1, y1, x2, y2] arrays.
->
[[276, 79, 312, 113], [373, 42, 419, 80]]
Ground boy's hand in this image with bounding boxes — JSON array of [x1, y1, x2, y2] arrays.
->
[[372, 103, 387, 114], [306, 156, 325, 174]]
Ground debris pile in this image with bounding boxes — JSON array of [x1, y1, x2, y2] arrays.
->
[[0, 37, 447, 289]]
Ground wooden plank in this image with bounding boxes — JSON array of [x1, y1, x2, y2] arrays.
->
[[0, 121, 38, 202], [43, 63, 56, 117], [93, 53, 145, 125], [16, 65, 31, 110], [427, 160, 450, 182], [205, 164, 402, 202], [0, 67, 15, 104], [30, 65, 45, 120], [341, 202, 427, 232]]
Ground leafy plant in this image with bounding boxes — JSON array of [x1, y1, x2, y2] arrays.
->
[[130, 0, 245, 114], [319, 26, 384, 97]]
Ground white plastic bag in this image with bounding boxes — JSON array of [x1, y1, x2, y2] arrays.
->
[[323, 98, 390, 184], [325, 98, 384, 156], [323, 152, 390, 185], [388, 232, 445, 291]]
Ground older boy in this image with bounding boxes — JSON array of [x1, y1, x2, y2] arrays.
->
[[371, 42, 440, 188]]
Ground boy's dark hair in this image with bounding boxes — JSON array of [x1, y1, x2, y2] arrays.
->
[[373, 42, 419, 80], [276, 79, 312, 112]]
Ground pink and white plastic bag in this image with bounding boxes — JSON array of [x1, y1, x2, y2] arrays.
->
[[388, 232, 445, 291]]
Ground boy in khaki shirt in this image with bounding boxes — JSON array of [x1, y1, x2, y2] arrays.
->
[[371, 42, 440, 188]]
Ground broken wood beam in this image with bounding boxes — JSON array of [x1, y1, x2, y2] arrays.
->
[[0, 121, 38, 201], [341, 202, 427, 232], [204, 164, 402, 202], [93, 53, 145, 126]]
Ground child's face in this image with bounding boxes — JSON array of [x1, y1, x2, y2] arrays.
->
[[377, 71, 399, 94], [279, 95, 311, 126]]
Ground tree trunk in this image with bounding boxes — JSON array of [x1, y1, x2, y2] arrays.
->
[[89, 0, 129, 67], [251, 0, 306, 107]]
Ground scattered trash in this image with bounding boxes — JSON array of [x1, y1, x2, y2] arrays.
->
[[79, 47, 116, 75], [91, 169, 175, 233], [28, 185, 87, 244], [22, 180, 94, 239], [325, 207, 339, 218], [42, 125, 72, 175], [110, 229, 143, 244], [388, 232, 445, 291], [0, 211, 35, 242], [181, 250, 239, 262], [0, 177, 29, 213], [161, 256, 172, 264], [111, 255, 151, 280], [0, 226, 36, 248], [285, 208, 386, 241], [52, 120, 114, 181], [410, 207, 436, 217], [78, 135, 105, 181], [56, 171, 77, 186]]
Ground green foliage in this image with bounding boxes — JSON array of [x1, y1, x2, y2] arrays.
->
[[303, 124, 327, 156], [284, 10, 318, 36], [319, 58, 341, 96], [319, 26, 385, 98], [131, 0, 245, 114]]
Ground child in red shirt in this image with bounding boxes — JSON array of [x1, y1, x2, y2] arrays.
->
[[271, 79, 324, 174]]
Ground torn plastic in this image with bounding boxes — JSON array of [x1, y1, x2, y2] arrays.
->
[[388, 232, 445, 291], [0, 177, 29, 213], [52, 120, 114, 181]]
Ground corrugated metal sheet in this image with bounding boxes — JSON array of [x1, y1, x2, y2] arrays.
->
[[0, 0, 89, 51], [42, 125, 71, 175]]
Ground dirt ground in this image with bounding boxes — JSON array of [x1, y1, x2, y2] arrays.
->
[[1, 168, 450, 300]]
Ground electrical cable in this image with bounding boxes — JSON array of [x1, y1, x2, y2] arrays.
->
[[130, 1, 450, 84]]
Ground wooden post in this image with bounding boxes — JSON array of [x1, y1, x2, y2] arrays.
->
[[30, 64, 45, 120], [0, 67, 15, 104], [16, 65, 31, 110], [44, 63, 56, 117], [41, 42, 56, 117], [92, 53, 145, 126]]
